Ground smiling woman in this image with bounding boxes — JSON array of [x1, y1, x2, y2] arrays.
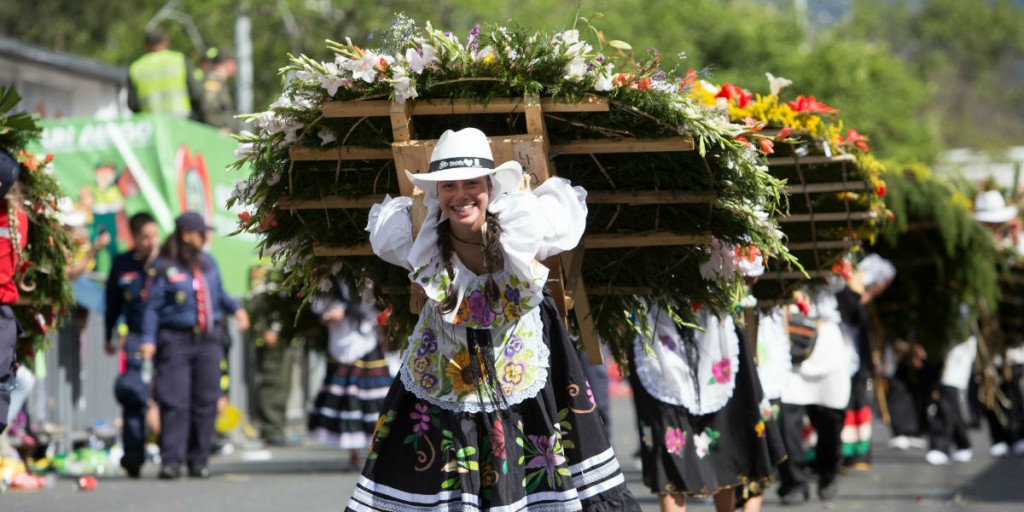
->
[[352, 127, 641, 511]]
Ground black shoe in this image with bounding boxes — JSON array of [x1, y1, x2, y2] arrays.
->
[[188, 465, 211, 479], [158, 465, 181, 480], [120, 454, 142, 478], [819, 479, 839, 501], [779, 486, 809, 506]]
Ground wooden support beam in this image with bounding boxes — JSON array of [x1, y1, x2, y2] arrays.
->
[[787, 239, 859, 251], [586, 190, 716, 205], [524, 93, 546, 136], [289, 146, 393, 161], [390, 100, 415, 142], [553, 136, 694, 155], [785, 181, 872, 194], [767, 154, 856, 166], [583, 232, 708, 249], [778, 211, 874, 223], [321, 100, 392, 118], [560, 247, 603, 364], [320, 96, 610, 118], [585, 286, 654, 296], [758, 269, 827, 281], [312, 242, 374, 256], [279, 195, 383, 209]]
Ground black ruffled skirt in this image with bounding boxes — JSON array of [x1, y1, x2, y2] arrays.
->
[[346, 295, 640, 511]]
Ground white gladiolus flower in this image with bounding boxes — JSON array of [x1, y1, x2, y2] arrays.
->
[[295, 70, 313, 81], [564, 56, 587, 82], [318, 128, 337, 146], [699, 238, 739, 282], [232, 143, 254, 159], [766, 72, 792, 97], [330, 261, 345, 275], [267, 173, 282, 186], [318, 278, 333, 293], [593, 64, 614, 92], [406, 44, 438, 73], [346, 51, 380, 83], [390, 66, 418, 103]]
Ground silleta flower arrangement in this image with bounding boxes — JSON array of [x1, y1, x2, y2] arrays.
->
[[0, 86, 76, 362], [229, 15, 798, 359]]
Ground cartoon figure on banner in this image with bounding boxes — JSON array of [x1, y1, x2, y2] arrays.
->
[[79, 161, 128, 264], [176, 146, 213, 224]]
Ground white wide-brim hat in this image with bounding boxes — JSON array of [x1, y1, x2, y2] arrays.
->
[[405, 128, 523, 202], [973, 190, 1018, 224]]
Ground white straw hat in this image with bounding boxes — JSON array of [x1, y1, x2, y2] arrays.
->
[[405, 128, 523, 201], [973, 190, 1018, 224]]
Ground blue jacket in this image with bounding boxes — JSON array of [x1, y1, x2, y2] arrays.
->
[[141, 253, 240, 345], [104, 251, 153, 339]]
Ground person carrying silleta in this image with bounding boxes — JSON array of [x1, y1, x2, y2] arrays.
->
[[104, 212, 160, 477], [140, 212, 249, 479]]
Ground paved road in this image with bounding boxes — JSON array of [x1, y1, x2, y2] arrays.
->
[[4, 395, 1024, 511]]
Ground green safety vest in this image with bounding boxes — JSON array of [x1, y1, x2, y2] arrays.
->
[[129, 49, 192, 117]]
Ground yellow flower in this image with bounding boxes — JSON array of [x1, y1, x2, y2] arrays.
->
[[446, 350, 486, 394], [754, 420, 765, 438]]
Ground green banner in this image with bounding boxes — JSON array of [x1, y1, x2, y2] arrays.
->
[[27, 114, 256, 296]]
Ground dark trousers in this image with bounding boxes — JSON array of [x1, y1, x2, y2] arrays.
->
[[114, 334, 151, 467], [0, 305, 15, 433], [256, 343, 293, 440], [887, 377, 922, 437], [983, 364, 1024, 445], [154, 328, 224, 469], [778, 403, 845, 493], [928, 385, 971, 454]]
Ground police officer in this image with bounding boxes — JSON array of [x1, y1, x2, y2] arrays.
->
[[0, 150, 26, 435], [196, 46, 238, 133], [128, 28, 201, 119], [103, 212, 159, 477], [140, 212, 249, 479]]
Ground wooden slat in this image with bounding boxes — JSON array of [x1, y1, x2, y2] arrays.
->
[[586, 190, 716, 205], [278, 195, 383, 209], [785, 181, 872, 194], [583, 232, 708, 249], [758, 269, 827, 281], [320, 96, 610, 118], [560, 248, 603, 364], [321, 100, 392, 118], [787, 239, 859, 251], [554, 136, 694, 155], [289, 146, 393, 161], [779, 211, 874, 223], [312, 243, 373, 256], [541, 95, 609, 112], [767, 154, 856, 166]]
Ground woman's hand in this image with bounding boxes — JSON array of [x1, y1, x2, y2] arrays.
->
[[235, 309, 250, 332]]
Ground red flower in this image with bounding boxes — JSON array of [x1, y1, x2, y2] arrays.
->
[[832, 261, 853, 282], [795, 296, 811, 316], [376, 305, 393, 326], [735, 136, 750, 147], [490, 419, 506, 460], [839, 129, 869, 151], [691, 301, 701, 312], [237, 211, 251, 223], [678, 68, 698, 91], [786, 95, 837, 115], [876, 182, 887, 197], [45, 154, 54, 163], [716, 83, 753, 108], [258, 210, 279, 231], [613, 73, 631, 88], [759, 139, 775, 155], [776, 127, 792, 139]]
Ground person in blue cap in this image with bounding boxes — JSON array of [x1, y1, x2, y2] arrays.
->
[[139, 211, 249, 479], [104, 211, 160, 477]]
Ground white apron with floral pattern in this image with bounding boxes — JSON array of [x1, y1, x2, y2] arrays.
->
[[366, 177, 588, 414], [633, 306, 740, 415]]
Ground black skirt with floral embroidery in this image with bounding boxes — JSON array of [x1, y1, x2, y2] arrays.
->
[[346, 295, 640, 512], [628, 328, 785, 498]]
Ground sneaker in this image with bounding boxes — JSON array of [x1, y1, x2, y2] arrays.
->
[[907, 437, 929, 449], [188, 465, 211, 479], [990, 442, 1010, 457], [779, 486, 809, 506], [888, 435, 911, 450], [158, 465, 181, 480], [925, 450, 950, 465], [1013, 440, 1024, 456], [951, 449, 973, 463], [818, 479, 839, 501]]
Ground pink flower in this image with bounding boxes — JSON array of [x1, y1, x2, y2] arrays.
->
[[664, 427, 686, 456], [410, 403, 430, 436], [711, 357, 732, 384]]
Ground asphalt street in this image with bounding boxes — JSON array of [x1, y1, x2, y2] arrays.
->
[[3, 395, 1024, 511]]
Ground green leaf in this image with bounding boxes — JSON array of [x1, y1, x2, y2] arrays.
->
[[442, 478, 459, 489], [607, 40, 632, 50]]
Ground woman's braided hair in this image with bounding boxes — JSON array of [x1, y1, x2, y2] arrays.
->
[[436, 210, 503, 315]]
